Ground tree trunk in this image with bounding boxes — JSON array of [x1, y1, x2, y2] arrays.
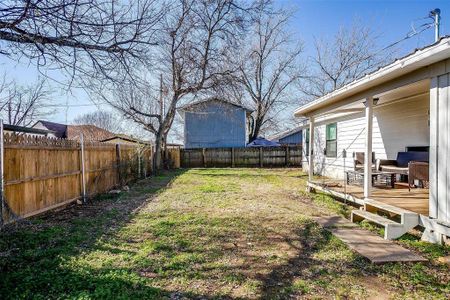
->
[[153, 131, 164, 172], [153, 95, 178, 172], [249, 117, 262, 142]]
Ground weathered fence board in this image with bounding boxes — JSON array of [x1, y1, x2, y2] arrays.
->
[[181, 146, 302, 168], [0, 133, 157, 224]]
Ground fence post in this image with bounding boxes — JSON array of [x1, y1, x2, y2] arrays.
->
[[137, 148, 141, 178], [259, 147, 263, 168], [231, 148, 235, 168], [285, 145, 290, 167], [143, 148, 148, 178], [202, 148, 206, 168], [80, 134, 87, 203], [116, 144, 121, 185], [0, 120, 4, 226]]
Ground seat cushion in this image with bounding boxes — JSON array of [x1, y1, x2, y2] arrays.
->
[[396, 151, 429, 167], [380, 165, 408, 175], [355, 163, 375, 170]]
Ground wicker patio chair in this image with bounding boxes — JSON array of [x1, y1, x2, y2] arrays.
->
[[353, 152, 376, 171], [408, 161, 429, 191]]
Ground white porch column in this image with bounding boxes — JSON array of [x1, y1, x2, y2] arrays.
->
[[308, 116, 315, 182], [429, 76, 438, 219], [364, 96, 373, 198]]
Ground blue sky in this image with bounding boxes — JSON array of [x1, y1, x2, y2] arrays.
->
[[0, 0, 449, 124], [291, 0, 449, 57]]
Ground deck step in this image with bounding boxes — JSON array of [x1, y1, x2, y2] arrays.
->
[[351, 210, 407, 240], [352, 209, 399, 226], [364, 199, 419, 230], [364, 199, 414, 216]]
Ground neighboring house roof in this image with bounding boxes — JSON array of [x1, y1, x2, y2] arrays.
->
[[269, 127, 302, 142], [100, 134, 152, 145], [33, 120, 115, 141], [3, 124, 56, 136], [66, 125, 115, 142], [247, 137, 281, 147], [178, 97, 253, 115], [33, 120, 68, 138], [294, 36, 450, 117]]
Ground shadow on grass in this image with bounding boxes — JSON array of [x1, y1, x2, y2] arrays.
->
[[185, 168, 307, 178], [1, 167, 445, 299], [256, 220, 367, 299], [0, 169, 210, 299]]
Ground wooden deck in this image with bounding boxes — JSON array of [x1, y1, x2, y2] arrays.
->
[[310, 180, 429, 216]]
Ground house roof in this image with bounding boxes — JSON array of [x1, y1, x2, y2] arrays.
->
[[294, 36, 450, 117], [33, 120, 68, 138], [4, 124, 57, 136], [33, 120, 154, 144], [178, 97, 253, 113], [100, 134, 153, 145], [269, 127, 302, 141], [66, 125, 115, 142], [247, 137, 281, 147]]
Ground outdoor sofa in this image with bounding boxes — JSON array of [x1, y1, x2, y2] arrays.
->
[[378, 151, 429, 175]]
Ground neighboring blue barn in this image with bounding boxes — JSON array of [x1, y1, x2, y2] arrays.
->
[[270, 127, 302, 145], [179, 98, 252, 149]]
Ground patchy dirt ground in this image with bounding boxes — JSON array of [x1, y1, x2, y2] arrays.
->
[[0, 168, 448, 299]]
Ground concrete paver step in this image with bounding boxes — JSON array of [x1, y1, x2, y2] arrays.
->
[[314, 216, 426, 263]]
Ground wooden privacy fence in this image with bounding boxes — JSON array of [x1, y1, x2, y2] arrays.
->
[[181, 146, 302, 168], [0, 133, 156, 224]]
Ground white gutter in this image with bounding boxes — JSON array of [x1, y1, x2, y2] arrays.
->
[[294, 37, 450, 117]]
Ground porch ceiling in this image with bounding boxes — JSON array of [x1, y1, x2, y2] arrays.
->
[[310, 79, 430, 123]]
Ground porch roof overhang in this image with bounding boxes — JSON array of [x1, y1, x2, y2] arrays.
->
[[294, 36, 450, 118]]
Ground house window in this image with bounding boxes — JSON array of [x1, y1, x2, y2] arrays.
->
[[326, 123, 337, 157], [305, 128, 309, 156]]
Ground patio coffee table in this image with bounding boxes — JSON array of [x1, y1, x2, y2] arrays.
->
[[346, 170, 396, 188]]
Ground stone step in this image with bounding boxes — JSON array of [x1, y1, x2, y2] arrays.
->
[[351, 209, 407, 240]]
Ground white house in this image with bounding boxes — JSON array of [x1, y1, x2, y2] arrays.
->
[[294, 36, 450, 244]]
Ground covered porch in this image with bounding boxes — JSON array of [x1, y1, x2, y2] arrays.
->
[[294, 37, 450, 243], [304, 77, 431, 217]]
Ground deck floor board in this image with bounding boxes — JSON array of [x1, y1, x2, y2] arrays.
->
[[312, 180, 429, 215]]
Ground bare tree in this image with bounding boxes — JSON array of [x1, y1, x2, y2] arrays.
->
[[97, 0, 246, 170], [0, 75, 53, 126], [234, 2, 304, 141], [0, 0, 163, 82], [73, 110, 123, 133], [302, 20, 394, 99]]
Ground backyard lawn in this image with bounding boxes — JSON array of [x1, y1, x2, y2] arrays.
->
[[0, 168, 448, 299]]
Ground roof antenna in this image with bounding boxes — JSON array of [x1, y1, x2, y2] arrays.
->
[[429, 8, 441, 42]]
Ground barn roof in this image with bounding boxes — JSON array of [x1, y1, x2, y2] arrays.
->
[[178, 97, 253, 113]]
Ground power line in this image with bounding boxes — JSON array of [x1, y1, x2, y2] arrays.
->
[[46, 102, 108, 108], [380, 21, 434, 52]]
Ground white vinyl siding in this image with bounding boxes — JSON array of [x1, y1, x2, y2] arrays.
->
[[430, 73, 450, 223], [303, 93, 430, 180]]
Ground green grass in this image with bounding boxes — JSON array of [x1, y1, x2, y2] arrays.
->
[[0, 168, 448, 299]]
